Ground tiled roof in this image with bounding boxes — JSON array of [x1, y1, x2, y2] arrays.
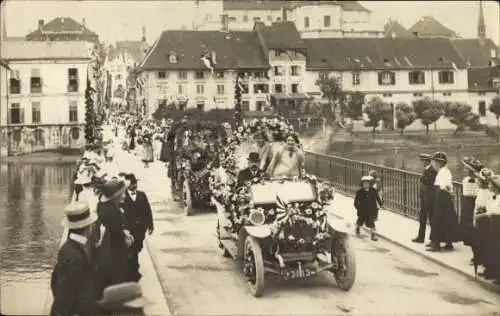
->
[[409, 16, 458, 38], [109, 41, 147, 62], [26, 17, 98, 38], [223, 0, 369, 12], [304, 38, 467, 71], [468, 66, 500, 91], [255, 22, 306, 50], [451, 38, 499, 68], [1, 41, 92, 60], [138, 30, 269, 71], [384, 20, 412, 38]]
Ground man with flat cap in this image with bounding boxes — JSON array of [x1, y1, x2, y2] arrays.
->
[[412, 153, 437, 244]]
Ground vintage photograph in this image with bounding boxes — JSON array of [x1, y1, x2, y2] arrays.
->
[[0, 0, 499, 315]]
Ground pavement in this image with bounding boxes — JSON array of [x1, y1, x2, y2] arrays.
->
[[121, 144, 500, 315]]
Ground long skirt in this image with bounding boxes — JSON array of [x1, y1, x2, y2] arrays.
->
[[475, 215, 500, 278], [430, 188, 460, 243], [141, 143, 154, 162], [159, 142, 170, 162], [460, 196, 476, 246], [129, 137, 136, 150]]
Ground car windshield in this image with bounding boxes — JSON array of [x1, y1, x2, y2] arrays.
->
[[250, 181, 316, 205]]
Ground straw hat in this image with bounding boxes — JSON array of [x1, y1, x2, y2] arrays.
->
[[479, 168, 495, 181], [461, 157, 484, 175], [99, 179, 126, 203], [98, 282, 151, 309], [62, 202, 97, 229]]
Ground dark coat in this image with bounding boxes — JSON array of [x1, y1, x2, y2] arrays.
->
[[420, 165, 437, 208], [50, 238, 99, 316], [96, 201, 131, 290], [236, 167, 263, 189], [122, 190, 153, 253], [354, 188, 383, 217], [430, 187, 460, 243]]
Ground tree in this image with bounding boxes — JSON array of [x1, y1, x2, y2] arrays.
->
[[412, 97, 443, 135], [489, 96, 500, 128], [315, 74, 344, 122], [363, 97, 393, 136], [395, 102, 416, 135], [443, 101, 477, 135], [345, 91, 365, 119], [84, 78, 96, 144]]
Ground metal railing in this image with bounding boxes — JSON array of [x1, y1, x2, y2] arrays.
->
[[305, 151, 464, 221]]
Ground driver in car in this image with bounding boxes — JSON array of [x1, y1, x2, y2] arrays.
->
[[236, 152, 263, 189]]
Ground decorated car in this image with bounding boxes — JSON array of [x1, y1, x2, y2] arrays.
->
[[171, 120, 226, 216], [211, 117, 356, 297]]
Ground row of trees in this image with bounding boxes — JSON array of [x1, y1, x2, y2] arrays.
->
[[363, 96, 500, 136]]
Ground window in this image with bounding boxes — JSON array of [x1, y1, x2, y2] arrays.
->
[[290, 66, 300, 76], [304, 17, 310, 28], [215, 71, 224, 79], [254, 71, 267, 79], [274, 66, 285, 76], [267, 15, 272, 21], [205, 14, 212, 21], [442, 92, 452, 96], [34, 129, 43, 145], [169, 53, 177, 64], [291, 84, 299, 93], [195, 71, 204, 80], [274, 50, 281, 57], [243, 15, 248, 22], [196, 84, 204, 94], [253, 84, 269, 93], [68, 68, 79, 92], [378, 71, 396, 85], [229, 16, 236, 22], [9, 78, 21, 94], [413, 92, 423, 97], [69, 101, 78, 122], [157, 71, 166, 79], [178, 84, 184, 94], [324, 15, 331, 27], [30, 68, 42, 93], [274, 84, 283, 93], [217, 84, 225, 94], [479, 101, 486, 117], [32, 102, 41, 123], [178, 71, 188, 80], [493, 78, 499, 88], [115, 74, 122, 80], [408, 71, 425, 84], [9, 103, 24, 124], [196, 102, 205, 111], [438, 71, 454, 84], [242, 101, 250, 111], [241, 84, 249, 94], [383, 93, 392, 97], [256, 101, 266, 111], [352, 72, 360, 85], [71, 127, 80, 140]]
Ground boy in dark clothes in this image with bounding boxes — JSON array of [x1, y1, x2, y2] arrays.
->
[[354, 175, 383, 241]]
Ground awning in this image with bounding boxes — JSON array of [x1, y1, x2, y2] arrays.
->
[[271, 93, 313, 100]]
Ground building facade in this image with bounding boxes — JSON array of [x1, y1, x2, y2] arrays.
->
[[0, 41, 92, 156], [0, 59, 10, 156], [26, 17, 99, 43]]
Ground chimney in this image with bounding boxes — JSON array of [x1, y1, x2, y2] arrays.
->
[[82, 18, 86, 27], [221, 14, 229, 32], [38, 19, 44, 29], [412, 31, 418, 38], [61, 18, 65, 30]]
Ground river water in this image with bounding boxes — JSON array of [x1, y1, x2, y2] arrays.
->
[[0, 162, 74, 314]]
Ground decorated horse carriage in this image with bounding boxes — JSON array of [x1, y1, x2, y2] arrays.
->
[[171, 120, 226, 216], [210, 117, 356, 297]]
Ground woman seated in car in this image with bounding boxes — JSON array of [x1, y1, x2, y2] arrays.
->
[[267, 133, 304, 178]]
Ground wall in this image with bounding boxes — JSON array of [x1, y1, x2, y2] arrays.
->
[[290, 5, 342, 35], [226, 10, 284, 30], [468, 91, 500, 126], [6, 60, 89, 125], [0, 64, 8, 127], [268, 49, 307, 93]]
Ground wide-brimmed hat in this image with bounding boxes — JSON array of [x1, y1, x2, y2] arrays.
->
[[479, 168, 494, 181], [62, 201, 97, 229], [99, 179, 126, 203], [97, 282, 151, 309], [419, 153, 432, 161], [247, 152, 260, 163], [431, 151, 447, 164], [124, 173, 139, 185], [461, 157, 484, 174], [361, 175, 374, 183]]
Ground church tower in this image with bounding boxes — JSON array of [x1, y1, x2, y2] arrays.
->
[[477, 0, 486, 45]]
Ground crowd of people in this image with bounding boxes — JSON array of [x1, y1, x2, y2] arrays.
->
[[51, 132, 154, 315]]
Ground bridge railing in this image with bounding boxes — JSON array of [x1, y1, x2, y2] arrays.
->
[[304, 151, 464, 221]]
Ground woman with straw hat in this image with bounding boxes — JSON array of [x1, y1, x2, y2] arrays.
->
[[95, 179, 135, 295], [460, 157, 483, 248], [427, 152, 460, 252]]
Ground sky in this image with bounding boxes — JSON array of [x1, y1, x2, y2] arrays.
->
[[1, 0, 499, 45]]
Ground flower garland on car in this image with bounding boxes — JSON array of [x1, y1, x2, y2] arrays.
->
[[219, 174, 334, 252]]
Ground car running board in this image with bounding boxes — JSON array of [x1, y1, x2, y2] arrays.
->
[[220, 239, 239, 260]]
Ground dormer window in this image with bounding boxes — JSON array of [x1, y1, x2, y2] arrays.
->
[[378, 71, 396, 85], [168, 51, 177, 64], [493, 78, 499, 89]]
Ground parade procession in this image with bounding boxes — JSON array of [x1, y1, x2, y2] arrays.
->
[[1, 0, 500, 315]]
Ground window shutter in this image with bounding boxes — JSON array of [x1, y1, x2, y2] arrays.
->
[[420, 72, 425, 84], [7, 109, 11, 124], [378, 73, 382, 85], [408, 72, 412, 84], [391, 72, 396, 85], [20, 108, 25, 124], [450, 72, 454, 83]]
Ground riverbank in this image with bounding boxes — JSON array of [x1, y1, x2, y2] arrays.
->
[[1, 149, 80, 163]]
